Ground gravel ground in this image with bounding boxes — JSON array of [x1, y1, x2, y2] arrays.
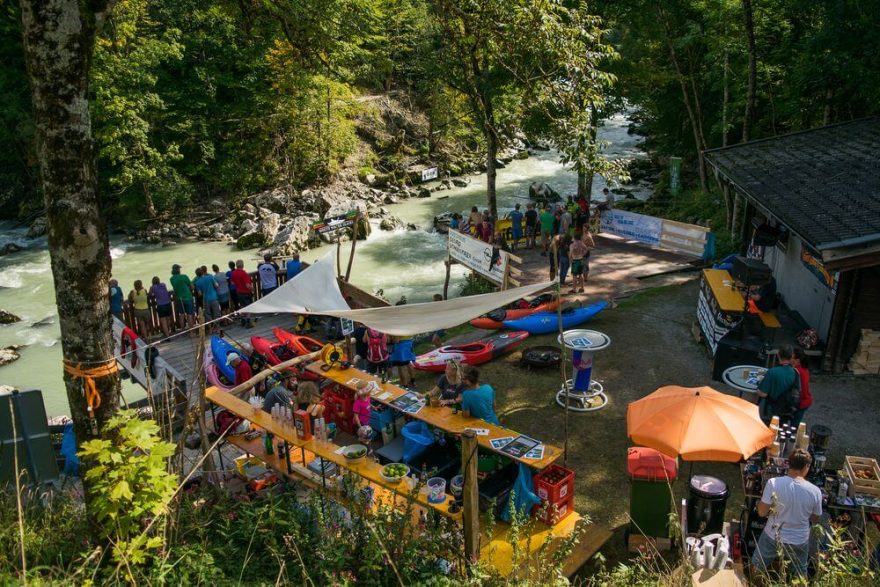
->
[[412, 277, 880, 567]]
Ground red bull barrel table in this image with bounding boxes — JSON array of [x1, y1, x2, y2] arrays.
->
[[556, 329, 611, 412]]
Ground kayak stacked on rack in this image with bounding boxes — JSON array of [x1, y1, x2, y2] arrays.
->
[[413, 331, 530, 372]]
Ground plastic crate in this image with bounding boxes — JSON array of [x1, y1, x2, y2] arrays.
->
[[533, 494, 574, 525], [533, 464, 575, 507], [323, 390, 354, 434]]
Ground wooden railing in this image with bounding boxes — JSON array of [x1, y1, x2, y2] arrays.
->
[[117, 261, 388, 333]]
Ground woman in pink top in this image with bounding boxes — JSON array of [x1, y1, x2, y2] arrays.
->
[[568, 232, 595, 293]]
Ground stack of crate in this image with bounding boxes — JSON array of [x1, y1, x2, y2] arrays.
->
[[848, 329, 880, 375]]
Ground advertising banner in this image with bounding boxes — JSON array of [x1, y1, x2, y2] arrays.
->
[[312, 210, 357, 235], [600, 209, 663, 247], [448, 230, 509, 284]]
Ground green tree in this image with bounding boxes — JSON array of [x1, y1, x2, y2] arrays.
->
[[91, 0, 189, 218]]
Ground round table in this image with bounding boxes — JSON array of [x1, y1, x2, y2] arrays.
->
[[556, 329, 611, 412], [722, 365, 766, 400]]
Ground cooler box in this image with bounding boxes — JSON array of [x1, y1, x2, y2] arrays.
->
[[628, 447, 678, 538]]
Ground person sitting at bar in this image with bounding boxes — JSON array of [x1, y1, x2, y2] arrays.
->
[[228, 353, 252, 387], [435, 360, 465, 407], [749, 276, 777, 312], [751, 448, 822, 580], [262, 376, 298, 413], [459, 365, 500, 426]]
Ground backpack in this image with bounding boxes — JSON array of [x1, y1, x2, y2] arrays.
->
[[772, 365, 801, 418], [367, 329, 388, 363]]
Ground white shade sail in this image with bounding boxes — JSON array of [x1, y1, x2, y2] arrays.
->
[[241, 252, 554, 336]]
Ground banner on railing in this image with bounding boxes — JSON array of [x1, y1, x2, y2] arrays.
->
[[447, 230, 509, 284], [600, 209, 712, 258], [600, 209, 663, 246]]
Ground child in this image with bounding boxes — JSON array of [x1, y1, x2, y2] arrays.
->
[[364, 327, 389, 382], [353, 382, 373, 441]]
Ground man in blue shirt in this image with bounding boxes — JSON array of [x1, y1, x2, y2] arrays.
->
[[108, 278, 124, 320], [507, 204, 524, 250], [194, 268, 221, 326], [460, 365, 500, 426], [757, 345, 798, 423], [286, 252, 302, 281]]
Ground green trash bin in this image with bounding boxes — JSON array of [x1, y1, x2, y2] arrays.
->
[[627, 447, 678, 538]]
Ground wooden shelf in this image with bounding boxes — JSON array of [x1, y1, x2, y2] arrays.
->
[[206, 386, 461, 520], [307, 362, 562, 470]]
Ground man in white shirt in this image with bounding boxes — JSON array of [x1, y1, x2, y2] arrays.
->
[[751, 448, 822, 579], [257, 253, 279, 296]]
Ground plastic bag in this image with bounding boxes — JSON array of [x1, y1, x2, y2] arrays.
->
[[499, 463, 541, 522]]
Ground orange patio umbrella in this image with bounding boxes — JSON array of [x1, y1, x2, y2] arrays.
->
[[626, 385, 774, 462]]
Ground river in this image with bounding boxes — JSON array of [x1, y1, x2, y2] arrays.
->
[[0, 113, 647, 416]]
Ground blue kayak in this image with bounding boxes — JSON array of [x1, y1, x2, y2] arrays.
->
[[211, 336, 248, 382], [502, 301, 608, 334]]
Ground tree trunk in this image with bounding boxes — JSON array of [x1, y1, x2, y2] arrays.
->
[[20, 0, 120, 450], [577, 168, 592, 201], [485, 124, 498, 221], [667, 45, 708, 193], [741, 0, 757, 143]]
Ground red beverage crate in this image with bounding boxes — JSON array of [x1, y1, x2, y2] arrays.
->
[[322, 389, 355, 434], [533, 494, 574, 525], [533, 464, 575, 507]]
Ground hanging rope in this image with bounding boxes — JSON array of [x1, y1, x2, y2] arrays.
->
[[63, 359, 119, 415]]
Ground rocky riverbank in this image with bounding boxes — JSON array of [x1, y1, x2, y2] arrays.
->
[[119, 146, 530, 256]]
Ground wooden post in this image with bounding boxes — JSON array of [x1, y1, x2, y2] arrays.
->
[[345, 212, 360, 282], [462, 430, 480, 564], [226, 350, 322, 397], [336, 236, 342, 277], [442, 257, 452, 300]]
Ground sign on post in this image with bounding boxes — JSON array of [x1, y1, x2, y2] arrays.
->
[[420, 167, 438, 182], [340, 317, 355, 336], [312, 210, 358, 235], [600, 209, 713, 258], [447, 230, 509, 284]]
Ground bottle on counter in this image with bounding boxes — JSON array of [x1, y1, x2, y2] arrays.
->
[[264, 431, 274, 455], [420, 463, 428, 484], [796, 423, 809, 450]]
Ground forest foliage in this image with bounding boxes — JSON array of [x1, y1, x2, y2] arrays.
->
[[1, 0, 878, 222]]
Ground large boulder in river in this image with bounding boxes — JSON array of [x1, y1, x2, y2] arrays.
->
[[237, 218, 258, 237], [236, 231, 264, 250], [529, 182, 561, 203], [452, 177, 470, 188], [0, 309, 22, 324], [0, 346, 21, 367], [253, 187, 293, 214], [379, 216, 404, 231], [272, 216, 313, 256], [259, 212, 282, 243]]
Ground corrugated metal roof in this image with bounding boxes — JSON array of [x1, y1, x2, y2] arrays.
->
[[704, 117, 880, 249]]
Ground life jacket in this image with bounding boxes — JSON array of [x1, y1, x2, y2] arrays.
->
[[121, 327, 139, 368], [367, 329, 389, 363]]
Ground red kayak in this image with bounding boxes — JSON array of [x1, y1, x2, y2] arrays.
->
[[251, 335, 320, 381], [413, 331, 529, 372], [272, 328, 324, 355], [469, 300, 560, 329]]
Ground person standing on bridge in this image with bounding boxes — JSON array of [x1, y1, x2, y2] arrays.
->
[[170, 264, 195, 331], [230, 260, 254, 328]]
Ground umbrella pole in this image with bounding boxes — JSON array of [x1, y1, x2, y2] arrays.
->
[[552, 251, 570, 466]]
